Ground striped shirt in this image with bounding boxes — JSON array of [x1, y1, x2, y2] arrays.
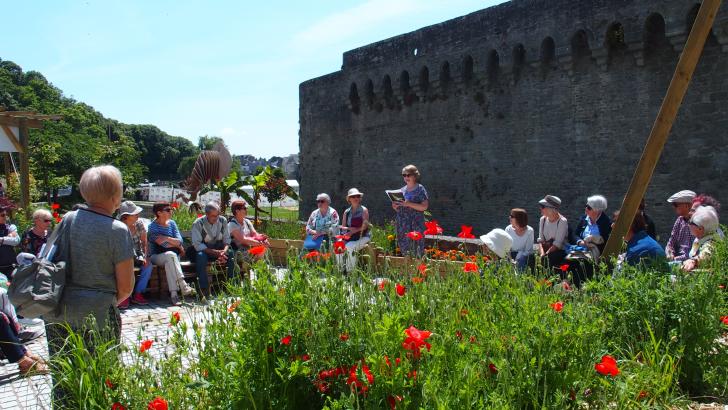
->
[[148, 219, 184, 255]]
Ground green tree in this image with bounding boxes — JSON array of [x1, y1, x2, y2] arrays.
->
[[259, 166, 299, 222], [199, 170, 247, 214]]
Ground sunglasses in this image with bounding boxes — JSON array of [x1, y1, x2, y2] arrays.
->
[[162, 208, 172, 212], [317, 200, 327, 204], [509, 215, 515, 218], [585, 205, 593, 211], [402, 173, 412, 177], [349, 195, 362, 199], [43, 219, 52, 223]]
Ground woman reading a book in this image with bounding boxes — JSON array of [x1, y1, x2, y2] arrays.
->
[[392, 164, 429, 257]]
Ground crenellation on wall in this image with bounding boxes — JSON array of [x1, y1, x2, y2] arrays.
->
[[300, 0, 728, 239]]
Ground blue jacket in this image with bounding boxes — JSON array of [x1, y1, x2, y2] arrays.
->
[[626, 230, 666, 267]]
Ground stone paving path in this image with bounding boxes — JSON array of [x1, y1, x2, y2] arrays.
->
[[0, 300, 193, 410]]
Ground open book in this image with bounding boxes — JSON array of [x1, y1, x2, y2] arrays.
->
[[386, 189, 405, 202]]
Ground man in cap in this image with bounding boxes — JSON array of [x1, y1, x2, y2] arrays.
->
[[665, 190, 696, 261]]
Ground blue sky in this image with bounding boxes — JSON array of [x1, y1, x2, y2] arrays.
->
[[4, 0, 505, 157]]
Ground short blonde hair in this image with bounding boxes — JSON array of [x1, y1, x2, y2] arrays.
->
[[79, 165, 123, 206], [32, 208, 52, 221], [402, 164, 421, 181]]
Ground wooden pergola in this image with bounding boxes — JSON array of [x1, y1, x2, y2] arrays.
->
[[0, 106, 62, 213]]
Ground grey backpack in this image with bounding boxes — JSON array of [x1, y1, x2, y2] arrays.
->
[[8, 211, 76, 318]]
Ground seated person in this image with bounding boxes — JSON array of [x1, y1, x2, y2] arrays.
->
[[117, 201, 152, 308], [613, 210, 666, 268], [228, 200, 268, 273], [682, 206, 720, 272], [336, 188, 371, 273], [570, 195, 612, 259], [0, 303, 47, 376], [536, 195, 568, 269], [505, 208, 534, 270], [148, 201, 196, 306], [191, 201, 234, 297], [0, 208, 19, 278], [303, 193, 339, 251], [16, 209, 53, 266]]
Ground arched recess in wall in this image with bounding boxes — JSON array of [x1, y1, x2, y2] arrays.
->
[[540, 37, 556, 66], [439, 61, 452, 92], [605, 22, 628, 65], [349, 82, 360, 114], [400, 70, 415, 106], [686, 3, 719, 47], [382, 75, 394, 109], [512, 44, 526, 82], [364, 79, 375, 108], [462, 55, 474, 84], [571, 29, 592, 70], [419, 66, 430, 94], [486, 49, 499, 84], [643, 13, 668, 61]]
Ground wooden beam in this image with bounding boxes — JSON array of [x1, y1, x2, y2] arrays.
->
[[0, 117, 44, 129], [18, 119, 31, 214], [0, 125, 24, 153], [601, 0, 723, 259]]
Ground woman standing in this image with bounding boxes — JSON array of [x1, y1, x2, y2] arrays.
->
[[148, 201, 196, 306], [393, 165, 429, 257], [505, 208, 534, 270], [117, 201, 152, 308], [337, 188, 371, 272], [46, 165, 135, 352], [536, 195, 568, 269], [303, 193, 339, 251]]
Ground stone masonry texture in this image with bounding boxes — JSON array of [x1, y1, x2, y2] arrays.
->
[[299, 0, 728, 241]]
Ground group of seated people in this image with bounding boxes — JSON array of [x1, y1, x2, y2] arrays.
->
[[485, 190, 721, 282]]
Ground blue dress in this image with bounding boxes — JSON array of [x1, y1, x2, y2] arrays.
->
[[395, 184, 428, 256]]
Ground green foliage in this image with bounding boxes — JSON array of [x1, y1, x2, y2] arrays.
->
[[0, 58, 200, 193], [200, 170, 247, 214], [259, 166, 299, 222], [197, 135, 225, 151], [49, 247, 728, 408]]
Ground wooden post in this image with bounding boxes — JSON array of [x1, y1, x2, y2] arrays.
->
[[601, 0, 723, 259], [18, 118, 31, 216]]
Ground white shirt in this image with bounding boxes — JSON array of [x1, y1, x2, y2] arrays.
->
[[505, 225, 534, 259]]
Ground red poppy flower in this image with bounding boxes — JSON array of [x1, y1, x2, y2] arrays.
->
[[281, 335, 292, 345], [55, 217, 62, 223], [105, 378, 115, 389], [302, 354, 310, 361], [411, 277, 424, 284], [51, 203, 60, 210], [139, 339, 153, 353], [457, 225, 475, 239], [335, 234, 351, 241], [637, 391, 649, 400], [460, 309, 469, 317], [228, 300, 241, 313], [52, 211, 59, 218], [197, 213, 203, 218], [406, 231, 423, 241], [333, 241, 346, 255], [339, 333, 349, 341], [469, 335, 476, 344], [387, 395, 403, 409], [267, 346, 273, 353], [463, 262, 478, 272], [171, 202, 179, 209], [170, 311, 181, 325], [361, 362, 374, 385], [455, 330, 463, 341], [314, 380, 330, 394], [417, 263, 427, 275], [550, 301, 564, 313], [378, 280, 389, 291], [112, 403, 127, 410], [721, 316, 728, 326], [396, 283, 406, 297], [248, 245, 266, 256], [304, 250, 320, 260], [402, 325, 432, 359], [424, 220, 443, 235], [488, 363, 498, 374], [559, 264, 570, 272], [595, 355, 620, 377], [147, 397, 168, 410], [346, 364, 369, 393], [407, 369, 417, 380]]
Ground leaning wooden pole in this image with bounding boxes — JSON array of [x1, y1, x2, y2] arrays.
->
[[601, 0, 723, 259]]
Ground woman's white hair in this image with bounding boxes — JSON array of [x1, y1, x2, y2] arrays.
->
[[316, 193, 331, 203], [79, 165, 123, 205], [204, 201, 221, 214], [32, 208, 52, 221], [587, 195, 608, 212], [691, 205, 719, 233]]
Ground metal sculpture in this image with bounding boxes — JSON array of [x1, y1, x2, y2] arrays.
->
[[184, 141, 232, 200]]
